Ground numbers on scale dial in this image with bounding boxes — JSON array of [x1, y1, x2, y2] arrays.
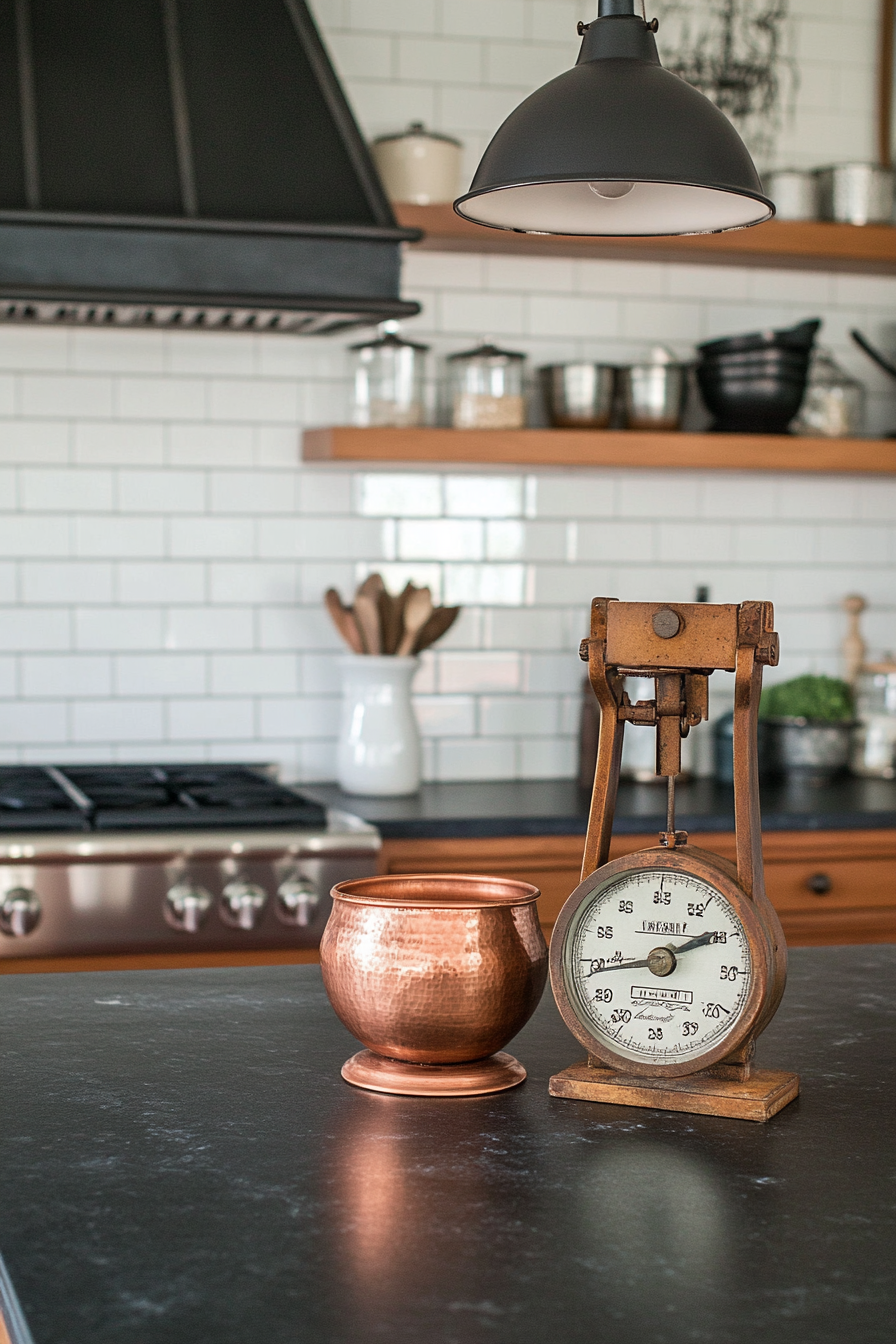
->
[[566, 869, 752, 1065]]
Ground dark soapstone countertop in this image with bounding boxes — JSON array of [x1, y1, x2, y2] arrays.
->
[[1, 948, 895, 1344], [307, 776, 896, 839]]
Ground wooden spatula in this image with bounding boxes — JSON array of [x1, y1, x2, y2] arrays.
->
[[397, 587, 433, 656], [413, 605, 460, 654], [353, 592, 382, 654], [324, 588, 364, 653]]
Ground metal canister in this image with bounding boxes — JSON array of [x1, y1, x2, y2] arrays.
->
[[764, 169, 818, 221], [816, 164, 895, 226]]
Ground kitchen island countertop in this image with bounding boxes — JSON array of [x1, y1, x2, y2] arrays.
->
[[306, 776, 896, 839], [1, 950, 894, 1344]]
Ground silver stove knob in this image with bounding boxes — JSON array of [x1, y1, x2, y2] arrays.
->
[[276, 877, 319, 927], [219, 880, 267, 930], [164, 882, 212, 933], [0, 887, 41, 937]]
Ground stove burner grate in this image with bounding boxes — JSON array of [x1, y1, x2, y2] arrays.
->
[[0, 765, 327, 832]]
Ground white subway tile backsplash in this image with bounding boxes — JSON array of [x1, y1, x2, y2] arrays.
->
[[21, 375, 113, 418], [168, 698, 255, 741], [76, 608, 161, 651], [211, 653, 298, 695], [169, 424, 255, 466], [480, 695, 558, 736], [75, 516, 166, 558], [0, 421, 70, 464], [118, 377, 206, 421], [532, 474, 617, 518], [165, 607, 254, 651], [577, 521, 654, 561], [22, 562, 113, 605], [519, 736, 577, 779], [21, 468, 113, 512], [357, 473, 442, 517], [118, 562, 206, 605], [399, 518, 483, 561], [21, 655, 111, 699], [259, 516, 382, 560], [210, 562, 298, 605], [657, 522, 733, 564], [412, 695, 475, 737], [814, 524, 889, 565], [115, 654, 207, 696], [73, 699, 164, 743], [259, 696, 340, 739], [0, 701, 68, 743], [445, 475, 522, 517], [438, 651, 520, 694], [169, 517, 254, 558], [444, 562, 525, 606], [119, 470, 206, 514], [438, 736, 516, 781], [74, 422, 165, 465]]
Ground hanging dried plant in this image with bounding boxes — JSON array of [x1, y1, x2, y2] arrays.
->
[[656, 0, 797, 164]]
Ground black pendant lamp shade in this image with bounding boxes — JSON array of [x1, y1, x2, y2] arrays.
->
[[455, 0, 773, 237]]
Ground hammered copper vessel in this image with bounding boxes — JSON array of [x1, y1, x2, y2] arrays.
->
[[321, 873, 548, 1096]]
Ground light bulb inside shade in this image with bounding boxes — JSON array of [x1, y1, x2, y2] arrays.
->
[[589, 180, 635, 199]]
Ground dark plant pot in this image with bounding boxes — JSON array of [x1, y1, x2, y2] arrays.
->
[[766, 717, 856, 785]]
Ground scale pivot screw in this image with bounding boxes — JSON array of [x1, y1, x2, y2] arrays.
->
[[652, 607, 681, 639]]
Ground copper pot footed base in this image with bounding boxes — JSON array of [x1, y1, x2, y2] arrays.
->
[[341, 1049, 527, 1097]]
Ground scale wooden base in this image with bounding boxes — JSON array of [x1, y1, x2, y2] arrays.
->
[[550, 1061, 800, 1122]]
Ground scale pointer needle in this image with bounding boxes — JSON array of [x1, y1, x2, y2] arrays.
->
[[587, 932, 722, 974]]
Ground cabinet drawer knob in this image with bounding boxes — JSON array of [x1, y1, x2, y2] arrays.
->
[[806, 872, 832, 896]]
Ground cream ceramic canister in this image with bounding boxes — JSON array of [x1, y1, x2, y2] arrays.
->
[[371, 123, 462, 205], [336, 655, 421, 796]]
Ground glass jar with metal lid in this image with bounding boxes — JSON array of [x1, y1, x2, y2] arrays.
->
[[350, 322, 429, 428], [851, 663, 896, 779], [448, 341, 527, 430]]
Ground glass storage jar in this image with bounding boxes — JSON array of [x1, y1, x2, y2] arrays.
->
[[448, 342, 526, 429], [793, 350, 865, 438], [851, 666, 896, 779], [350, 322, 429, 427]]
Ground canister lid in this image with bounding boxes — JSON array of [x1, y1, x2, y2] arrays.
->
[[372, 121, 462, 147], [350, 320, 430, 353], [447, 340, 526, 363]]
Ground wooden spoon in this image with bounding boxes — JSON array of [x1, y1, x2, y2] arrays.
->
[[353, 592, 382, 655], [396, 587, 434, 656], [412, 605, 460, 654], [381, 581, 413, 655], [324, 588, 364, 654]]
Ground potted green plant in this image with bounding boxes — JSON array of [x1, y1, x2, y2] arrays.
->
[[759, 674, 856, 784]]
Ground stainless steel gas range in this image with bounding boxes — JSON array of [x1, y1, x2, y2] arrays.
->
[[0, 765, 379, 961]]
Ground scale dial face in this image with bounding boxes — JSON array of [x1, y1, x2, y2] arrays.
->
[[560, 866, 754, 1068]]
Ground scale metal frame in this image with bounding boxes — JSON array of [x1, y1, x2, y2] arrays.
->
[[549, 598, 800, 1122]]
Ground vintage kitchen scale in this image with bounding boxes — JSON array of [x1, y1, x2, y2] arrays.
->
[[549, 598, 800, 1122]]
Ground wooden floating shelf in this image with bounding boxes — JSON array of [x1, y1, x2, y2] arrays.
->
[[302, 427, 896, 475], [395, 204, 896, 275]]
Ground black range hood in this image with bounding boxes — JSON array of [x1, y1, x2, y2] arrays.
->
[[0, 0, 420, 334]]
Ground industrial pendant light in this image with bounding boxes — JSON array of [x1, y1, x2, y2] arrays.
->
[[454, 0, 773, 237]]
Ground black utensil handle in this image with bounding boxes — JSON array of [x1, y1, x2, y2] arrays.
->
[[851, 328, 896, 381]]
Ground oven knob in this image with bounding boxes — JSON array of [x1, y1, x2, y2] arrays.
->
[[0, 887, 41, 937], [219, 880, 267, 931], [276, 878, 319, 927], [164, 882, 212, 933]]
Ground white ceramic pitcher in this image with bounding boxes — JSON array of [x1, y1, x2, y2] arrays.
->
[[336, 656, 421, 796]]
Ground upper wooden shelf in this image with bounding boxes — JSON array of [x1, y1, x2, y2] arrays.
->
[[303, 427, 896, 475], [394, 204, 896, 275]]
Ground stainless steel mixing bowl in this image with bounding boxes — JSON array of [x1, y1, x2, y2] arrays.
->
[[619, 363, 688, 431], [540, 363, 616, 428]]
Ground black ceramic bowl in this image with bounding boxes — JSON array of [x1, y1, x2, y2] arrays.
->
[[697, 366, 809, 433], [696, 318, 820, 433]]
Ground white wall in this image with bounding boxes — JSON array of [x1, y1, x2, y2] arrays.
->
[[316, 0, 881, 178], [0, 1, 892, 782]]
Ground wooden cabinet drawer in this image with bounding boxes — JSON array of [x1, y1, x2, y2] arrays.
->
[[763, 858, 896, 910]]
